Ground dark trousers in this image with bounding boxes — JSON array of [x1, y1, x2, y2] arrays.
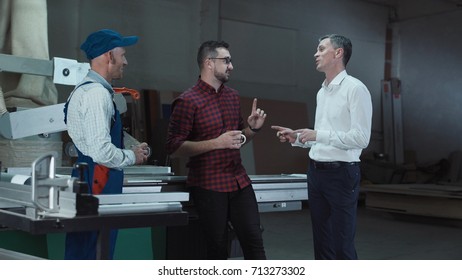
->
[[191, 186, 266, 260], [65, 230, 118, 260], [307, 161, 360, 260]]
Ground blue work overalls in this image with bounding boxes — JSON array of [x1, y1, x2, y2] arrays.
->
[[63, 82, 124, 259]]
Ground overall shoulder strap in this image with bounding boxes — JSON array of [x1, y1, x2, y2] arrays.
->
[[63, 81, 95, 124]]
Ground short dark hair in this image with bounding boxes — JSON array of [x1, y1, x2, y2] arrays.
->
[[197, 40, 229, 69], [319, 34, 352, 67]]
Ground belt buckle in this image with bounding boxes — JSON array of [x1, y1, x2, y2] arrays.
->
[[329, 162, 338, 168]]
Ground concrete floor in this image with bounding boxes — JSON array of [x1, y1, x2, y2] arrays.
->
[[260, 204, 462, 260]]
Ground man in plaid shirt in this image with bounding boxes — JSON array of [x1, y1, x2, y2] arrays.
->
[[166, 40, 267, 259]]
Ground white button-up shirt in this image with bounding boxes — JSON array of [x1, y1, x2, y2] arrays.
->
[[293, 70, 372, 162], [66, 70, 135, 169]]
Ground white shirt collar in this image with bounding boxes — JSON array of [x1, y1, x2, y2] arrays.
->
[[322, 70, 347, 90]]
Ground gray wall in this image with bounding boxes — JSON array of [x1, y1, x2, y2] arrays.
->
[[392, 0, 462, 164], [46, 0, 461, 167], [48, 0, 201, 93]]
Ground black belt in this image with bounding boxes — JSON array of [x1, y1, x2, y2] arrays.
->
[[311, 160, 360, 169]]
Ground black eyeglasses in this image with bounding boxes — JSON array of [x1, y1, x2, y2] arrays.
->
[[209, 57, 232, 65]]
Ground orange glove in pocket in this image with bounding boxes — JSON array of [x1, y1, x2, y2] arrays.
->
[[93, 164, 110, 195]]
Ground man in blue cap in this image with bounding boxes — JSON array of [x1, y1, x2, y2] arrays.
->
[[64, 29, 149, 259]]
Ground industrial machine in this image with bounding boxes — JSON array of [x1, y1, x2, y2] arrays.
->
[[0, 155, 307, 259], [0, 154, 189, 259], [121, 169, 308, 214]]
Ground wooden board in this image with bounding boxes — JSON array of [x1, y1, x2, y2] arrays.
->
[[240, 97, 310, 175], [363, 184, 462, 219]]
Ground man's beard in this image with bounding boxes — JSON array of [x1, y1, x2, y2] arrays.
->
[[214, 70, 229, 83]]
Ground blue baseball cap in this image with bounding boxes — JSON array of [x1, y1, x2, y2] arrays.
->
[[80, 29, 138, 60]]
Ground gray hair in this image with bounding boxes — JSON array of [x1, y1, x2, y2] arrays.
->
[[319, 34, 352, 66]]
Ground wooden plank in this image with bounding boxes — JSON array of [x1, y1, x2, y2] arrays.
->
[[362, 184, 462, 198], [363, 183, 462, 219], [240, 97, 309, 175], [366, 192, 462, 219]]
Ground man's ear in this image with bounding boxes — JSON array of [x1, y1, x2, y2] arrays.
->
[[205, 58, 213, 70], [107, 51, 115, 64]]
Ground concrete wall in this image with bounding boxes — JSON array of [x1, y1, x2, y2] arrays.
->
[[391, 0, 462, 164], [48, 0, 201, 95], [44, 0, 461, 167]]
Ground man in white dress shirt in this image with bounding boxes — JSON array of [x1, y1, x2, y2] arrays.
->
[[272, 34, 372, 259]]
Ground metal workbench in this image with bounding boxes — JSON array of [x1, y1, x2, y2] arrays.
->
[[1, 162, 307, 259], [0, 159, 189, 259], [0, 207, 187, 259], [122, 172, 308, 213]]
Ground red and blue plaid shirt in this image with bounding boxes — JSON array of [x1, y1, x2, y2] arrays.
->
[[166, 78, 251, 192]]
